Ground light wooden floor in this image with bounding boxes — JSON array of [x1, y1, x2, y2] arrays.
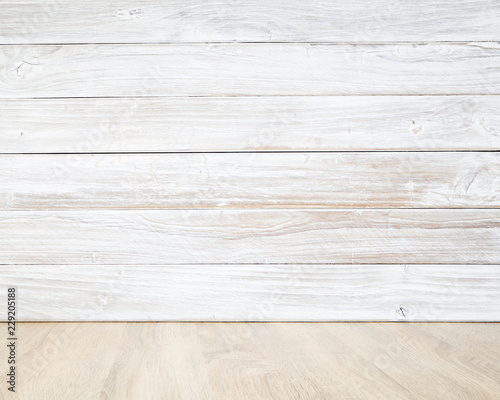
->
[[0, 323, 498, 400], [1, 1, 500, 322]]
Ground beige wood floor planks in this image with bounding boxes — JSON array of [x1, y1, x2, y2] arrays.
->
[[1, 323, 498, 399], [1, 0, 499, 44], [1, 264, 499, 321], [1, 44, 500, 98], [1, 96, 499, 153], [1, 152, 499, 210], [0, 210, 498, 265], [325, 323, 500, 399]]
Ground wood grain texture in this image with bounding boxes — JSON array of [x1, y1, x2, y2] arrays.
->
[[0, 210, 498, 265], [1, 44, 500, 98], [1, 264, 499, 321], [1, 0, 499, 44], [1, 323, 499, 399], [1, 152, 499, 210], [2, 96, 500, 153], [1, 1, 498, 327]]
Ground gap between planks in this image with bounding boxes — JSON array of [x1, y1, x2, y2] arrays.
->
[[1, 41, 500, 45]]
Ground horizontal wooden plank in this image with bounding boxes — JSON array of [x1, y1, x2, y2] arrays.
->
[[1, 264, 499, 321], [0, 210, 498, 264], [1, 96, 499, 153], [1, 44, 499, 98], [1, 1, 499, 44], [1, 153, 499, 210]]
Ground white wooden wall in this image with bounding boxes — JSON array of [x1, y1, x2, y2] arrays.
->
[[0, 0, 499, 321]]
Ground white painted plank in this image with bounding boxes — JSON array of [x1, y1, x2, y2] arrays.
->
[[1, 1, 499, 44], [1, 153, 499, 210], [0, 264, 499, 321], [1, 44, 499, 98], [1, 96, 499, 153], [0, 210, 498, 264]]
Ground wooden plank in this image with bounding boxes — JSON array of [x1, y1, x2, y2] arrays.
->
[[1, 44, 499, 98], [2, 96, 500, 153], [2, 323, 499, 399], [1, 1, 499, 44], [0, 210, 498, 264], [1, 264, 499, 321], [1, 153, 499, 210]]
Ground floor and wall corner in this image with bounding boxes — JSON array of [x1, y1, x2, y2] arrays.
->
[[0, 1, 499, 399]]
